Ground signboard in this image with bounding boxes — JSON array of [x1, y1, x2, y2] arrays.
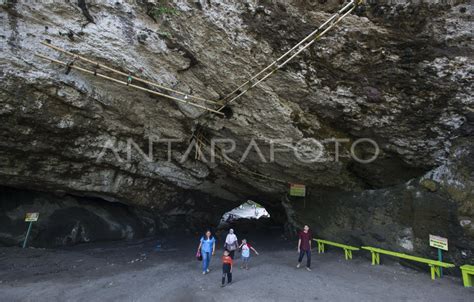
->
[[25, 213, 39, 222], [290, 184, 306, 197], [429, 234, 448, 251]]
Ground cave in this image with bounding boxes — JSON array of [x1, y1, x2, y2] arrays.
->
[[0, 186, 291, 248], [0, 0, 473, 300]]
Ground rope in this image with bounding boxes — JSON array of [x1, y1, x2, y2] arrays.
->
[[35, 53, 225, 116], [40, 41, 221, 106]]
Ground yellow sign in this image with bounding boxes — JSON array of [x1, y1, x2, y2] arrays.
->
[[290, 184, 306, 197], [25, 213, 39, 222], [429, 235, 448, 251]]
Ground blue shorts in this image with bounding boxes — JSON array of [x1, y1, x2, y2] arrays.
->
[[242, 256, 250, 262]]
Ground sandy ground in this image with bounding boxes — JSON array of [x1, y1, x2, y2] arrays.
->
[[0, 235, 472, 302]]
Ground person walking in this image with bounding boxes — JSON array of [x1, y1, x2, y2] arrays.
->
[[224, 229, 239, 259], [221, 250, 233, 287], [197, 230, 216, 275], [297, 225, 312, 271], [239, 239, 259, 270]]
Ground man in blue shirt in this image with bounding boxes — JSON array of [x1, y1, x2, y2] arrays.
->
[[197, 230, 216, 274]]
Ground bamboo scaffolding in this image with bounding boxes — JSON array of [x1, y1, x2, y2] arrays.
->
[[40, 41, 220, 105], [215, 0, 361, 112], [35, 53, 225, 116]]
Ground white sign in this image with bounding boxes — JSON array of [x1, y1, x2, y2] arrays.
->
[[429, 234, 448, 251], [25, 213, 39, 222]]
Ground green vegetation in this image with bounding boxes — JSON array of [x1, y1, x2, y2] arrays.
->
[[150, 5, 178, 20]]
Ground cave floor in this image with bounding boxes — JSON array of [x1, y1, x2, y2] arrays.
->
[[0, 235, 472, 302]]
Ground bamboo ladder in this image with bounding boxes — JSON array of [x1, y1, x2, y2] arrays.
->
[[36, 42, 224, 116], [37, 1, 361, 117], [212, 0, 363, 113], [37, 1, 361, 183]]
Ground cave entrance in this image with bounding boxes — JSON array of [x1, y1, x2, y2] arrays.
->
[[220, 200, 270, 224], [218, 200, 284, 242]]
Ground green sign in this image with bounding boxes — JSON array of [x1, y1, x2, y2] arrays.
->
[[290, 184, 306, 197], [429, 234, 448, 251]]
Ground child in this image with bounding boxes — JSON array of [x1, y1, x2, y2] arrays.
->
[[221, 250, 233, 287], [239, 239, 259, 270]]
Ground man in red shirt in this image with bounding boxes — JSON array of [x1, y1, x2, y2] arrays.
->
[[297, 225, 312, 271]]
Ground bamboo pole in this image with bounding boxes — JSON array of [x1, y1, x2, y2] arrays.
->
[[40, 41, 221, 105], [276, 6, 356, 68], [35, 53, 224, 116]]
